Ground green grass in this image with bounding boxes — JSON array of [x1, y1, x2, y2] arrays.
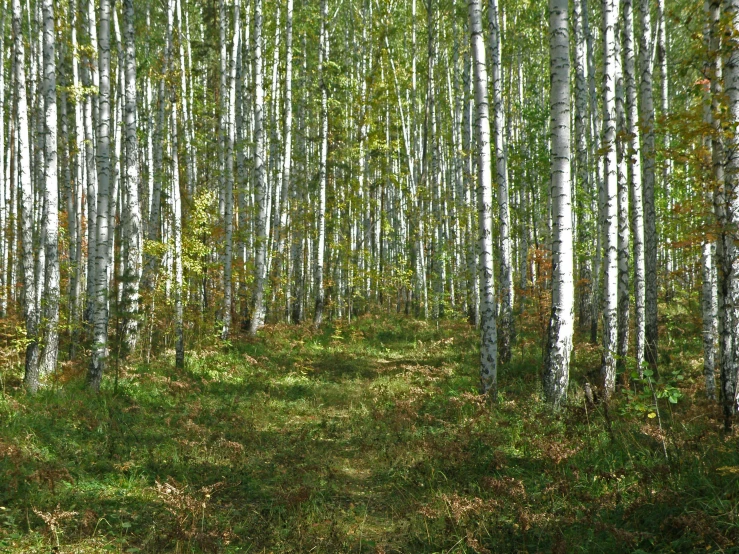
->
[[2, 312, 739, 553]]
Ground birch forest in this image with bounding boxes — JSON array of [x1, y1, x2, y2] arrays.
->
[[2, 0, 739, 551]]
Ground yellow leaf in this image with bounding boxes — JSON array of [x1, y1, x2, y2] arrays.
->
[[648, 412, 657, 419]]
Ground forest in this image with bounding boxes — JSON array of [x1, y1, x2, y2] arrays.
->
[[1, 0, 739, 550]]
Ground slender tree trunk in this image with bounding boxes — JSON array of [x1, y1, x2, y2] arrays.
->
[[719, 0, 739, 428], [616, 18, 630, 375], [638, 0, 658, 369], [219, 0, 238, 338], [83, 0, 98, 324], [584, 0, 602, 344], [0, 9, 5, 317], [88, 0, 112, 391], [275, 0, 293, 276], [601, 0, 619, 399], [39, 0, 59, 379], [171, 107, 184, 369], [488, 0, 513, 363], [121, 0, 142, 355], [462, 54, 479, 325], [68, 2, 84, 358], [175, 0, 194, 192], [15, 0, 41, 391], [543, 0, 573, 409], [250, 0, 268, 335], [624, 0, 646, 373], [573, 0, 593, 333], [468, 0, 498, 398], [314, 0, 329, 328]]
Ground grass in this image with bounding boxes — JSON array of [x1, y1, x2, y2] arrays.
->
[[1, 307, 739, 553]]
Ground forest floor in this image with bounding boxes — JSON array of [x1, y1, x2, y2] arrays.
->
[[1, 300, 739, 553]]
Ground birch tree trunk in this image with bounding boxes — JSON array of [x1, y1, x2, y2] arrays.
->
[[468, 0, 498, 398], [710, 0, 729, 413], [250, 0, 268, 335], [175, 0, 194, 191], [601, 0, 619, 399], [0, 9, 6, 317], [573, 0, 593, 333], [39, 0, 59, 379], [275, 0, 293, 269], [314, 0, 329, 328], [543, 0, 573, 409], [171, 107, 184, 369], [68, 2, 84, 358], [488, 0, 513, 364], [462, 54, 479, 326], [623, 0, 646, 374], [616, 20, 630, 374], [219, 0, 238, 337], [121, 0, 142, 355], [638, 0, 659, 369], [83, 0, 98, 324], [584, 0, 602, 344], [88, 0, 112, 391], [720, 0, 739, 427], [15, 0, 41, 391]]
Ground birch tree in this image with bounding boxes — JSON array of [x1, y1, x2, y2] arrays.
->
[[250, 0, 267, 335], [719, 0, 739, 428], [468, 0, 498, 398], [543, 0, 573, 409], [638, 0, 659, 369], [121, 0, 142, 354], [573, 0, 593, 333], [88, 0, 113, 391], [15, 0, 41, 391], [172, 107, 184, 369], [39, 0, 60, 379], [623, 0, 646, 373], [488, 0, 513, 364], [601, 0, 619, 399], [314, 0, 329, 328]]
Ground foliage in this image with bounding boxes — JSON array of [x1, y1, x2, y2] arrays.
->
[[1, 306, 737, 553]]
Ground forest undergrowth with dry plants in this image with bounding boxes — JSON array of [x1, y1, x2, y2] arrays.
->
[[1, 287, 738, 553]]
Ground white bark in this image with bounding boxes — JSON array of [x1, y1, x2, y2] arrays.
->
[[601, 0, 619, 399], [722, 0, 739, 425], [616, 17, 630, 373], [468, 0, 498, 398], [39, 0, 59, 379], [0, 9, 6, 317], [638, 0, 658, 368], [573, 0, 592, 333], [171, 107, 184, 369], [276, 0, 294, 265], [463, 53, 479, 325], [176, 0, 194, 192], [15, 0, 40, 391], [122, 0, 142, 354], [314, 0, 329, 328], [543, 0, 573, 409], [220, 0, 238, 338], [250, 0, 267, 335], [88, 0, 112, 391], [624, 0, 646, 373], [488, 0, 513, 363], [68, 2, 84, 356]]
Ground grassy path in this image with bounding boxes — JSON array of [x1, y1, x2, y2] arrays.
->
[[1, 315, 739, 552]]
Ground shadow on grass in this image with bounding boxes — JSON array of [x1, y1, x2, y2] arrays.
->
[[3, 314, 739, 553]]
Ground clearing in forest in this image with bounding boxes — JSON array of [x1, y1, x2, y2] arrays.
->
[[0, 314, 738, 553]]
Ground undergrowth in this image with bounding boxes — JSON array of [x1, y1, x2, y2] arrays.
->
[[1, 307, 738, 553]]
